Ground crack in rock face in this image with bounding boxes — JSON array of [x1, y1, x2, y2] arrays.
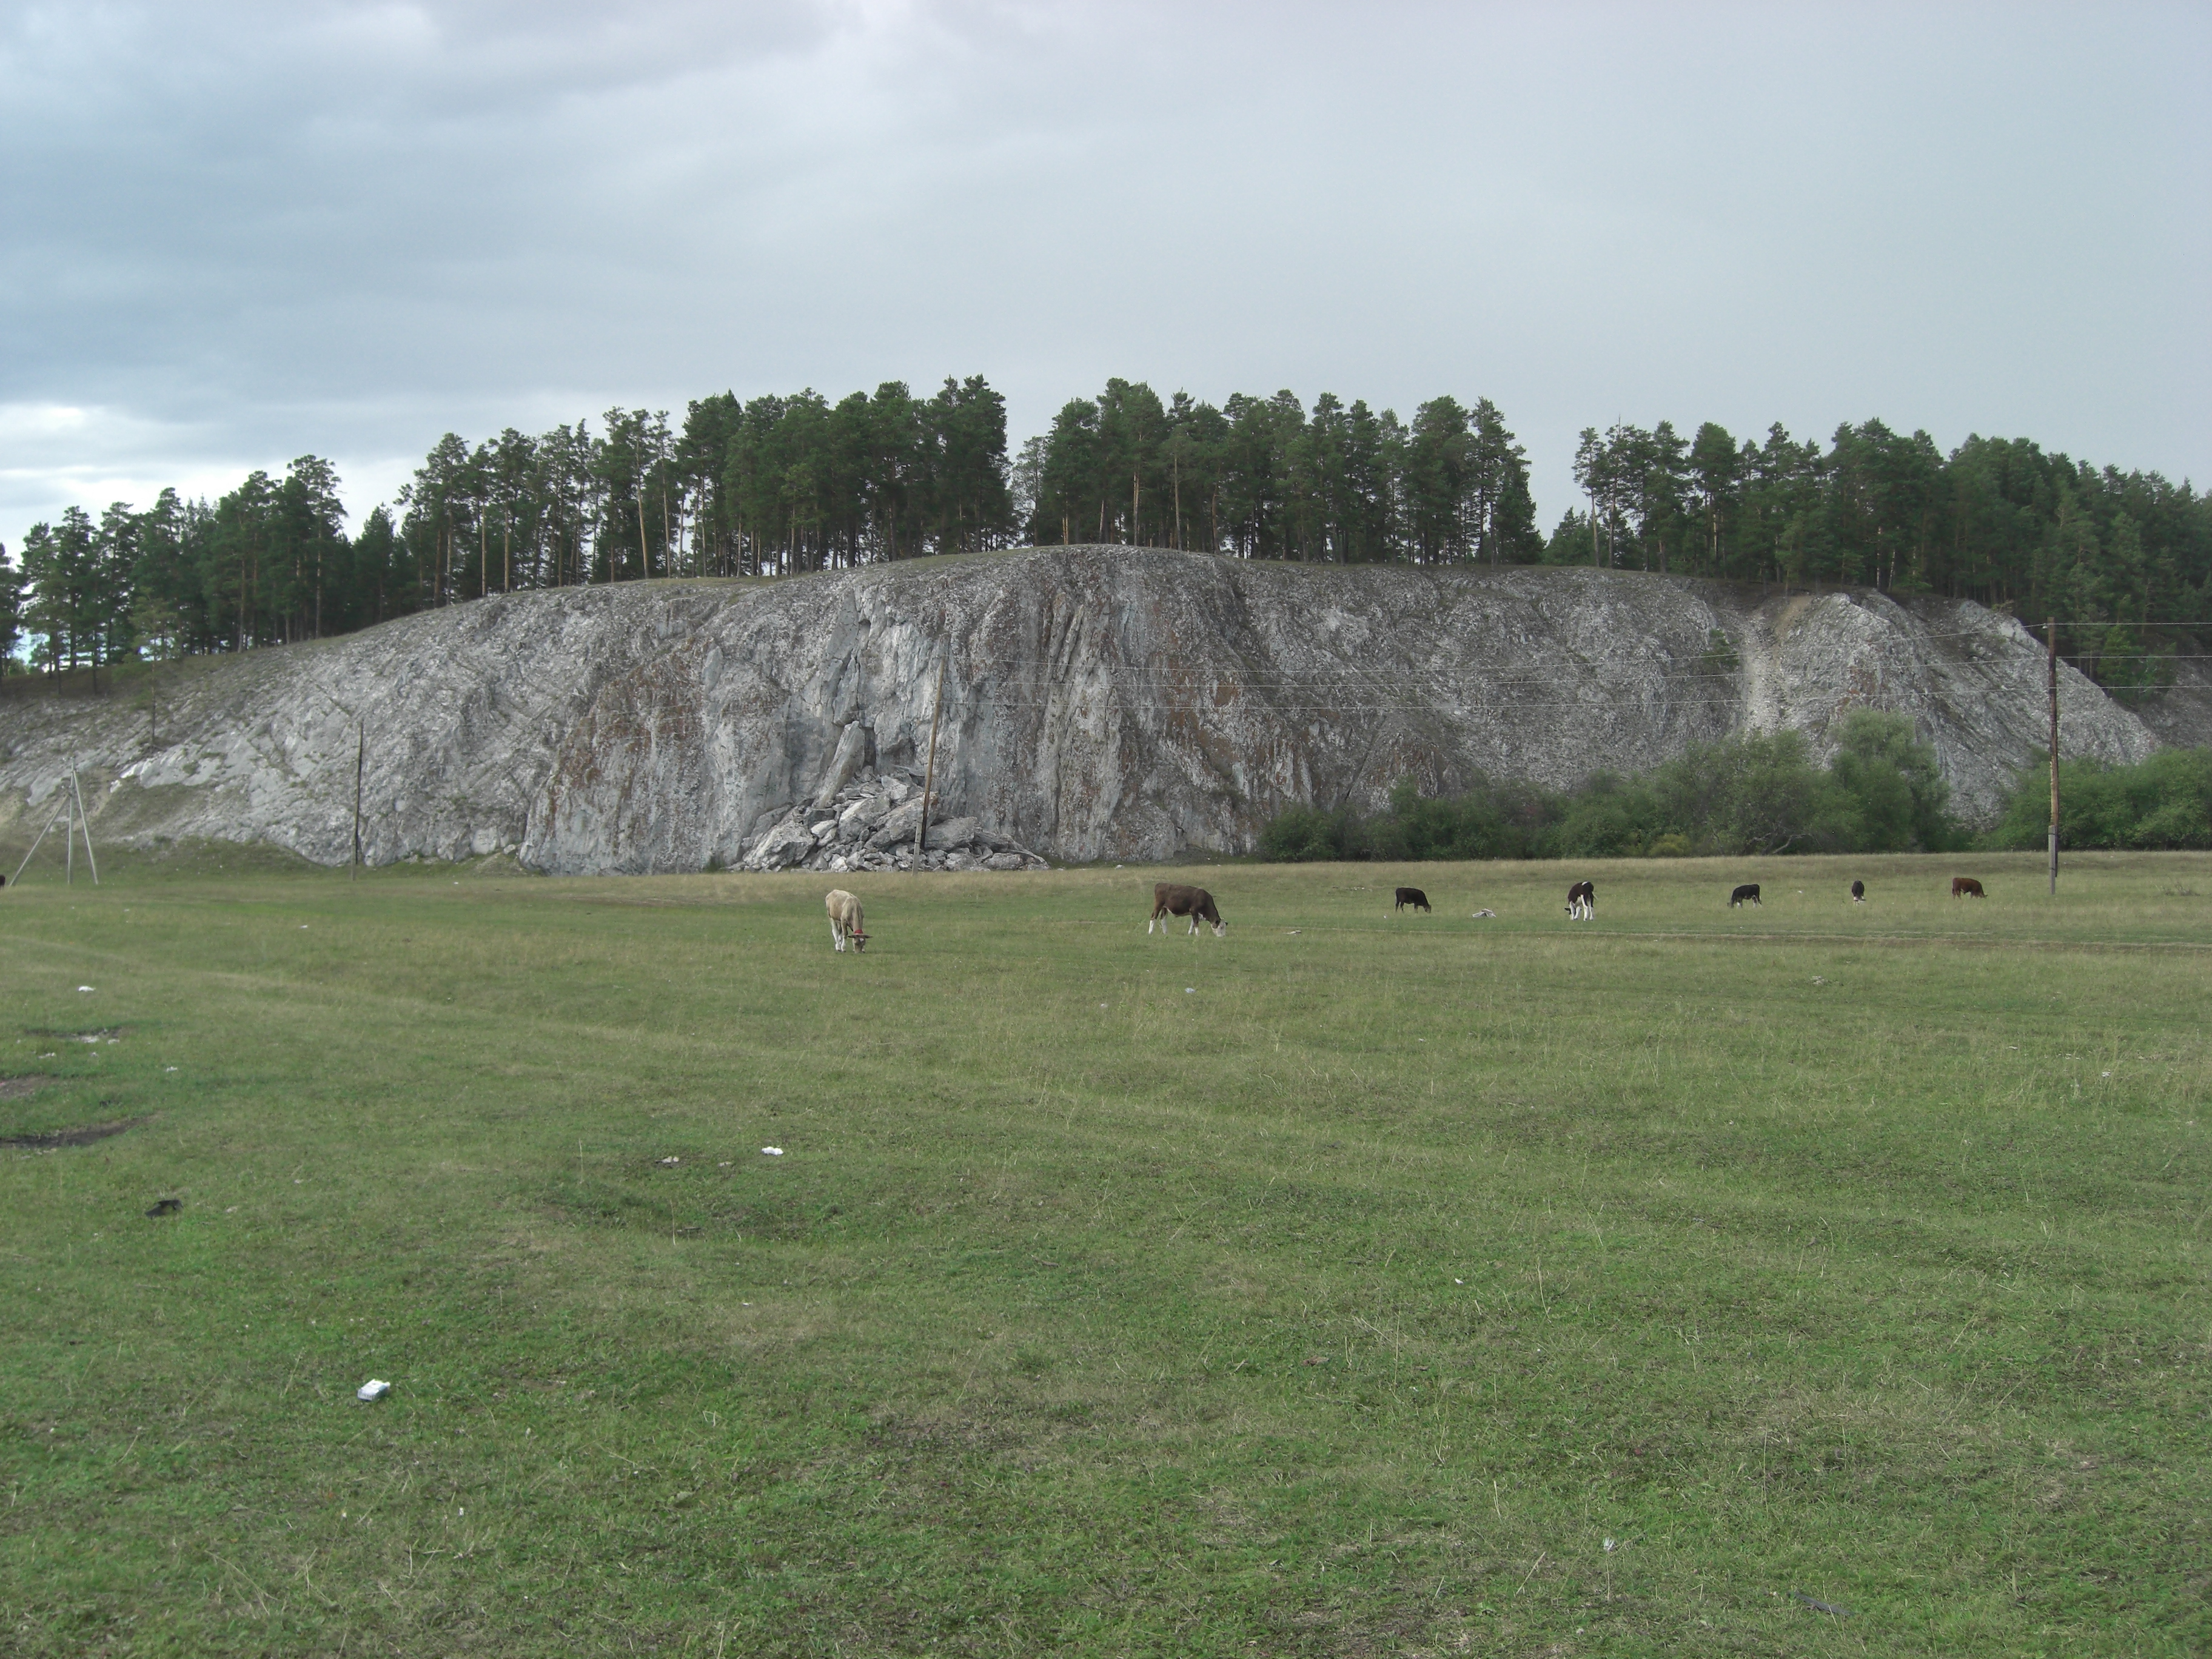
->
[[0, 549, 2177, 873]]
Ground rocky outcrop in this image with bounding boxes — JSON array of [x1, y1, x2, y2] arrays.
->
[[738, 766, 1048, 875], [0, 547, 2189, 872]]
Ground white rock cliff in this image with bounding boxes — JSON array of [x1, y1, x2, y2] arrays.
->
[[0, 548, 2179, 871]]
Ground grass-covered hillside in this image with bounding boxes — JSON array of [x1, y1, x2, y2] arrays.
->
[[1, 851, 2204, 1655]]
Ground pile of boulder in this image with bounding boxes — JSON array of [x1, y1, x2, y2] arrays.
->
[[739, 765, 1049, 875]]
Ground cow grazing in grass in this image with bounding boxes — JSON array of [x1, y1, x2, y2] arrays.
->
[[825, 888, 868, 951], [1564, 880, 1595, 920], [1729, 883, 1761, 908], [1149, 883, 1225, 937], [1394, 886, 1431, 913], [1952, 876, 1986, 899], [1851, 880, 1866, 903]]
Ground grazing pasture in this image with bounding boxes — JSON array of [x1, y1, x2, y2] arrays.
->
[[0, 850, 2205, 1656]]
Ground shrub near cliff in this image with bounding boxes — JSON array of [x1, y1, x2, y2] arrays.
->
[[1986, 748, 2212, 851], [1262, 712, 1962, 860]]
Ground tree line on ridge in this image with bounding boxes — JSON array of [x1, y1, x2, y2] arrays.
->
[[3, 377, 2206, 700]]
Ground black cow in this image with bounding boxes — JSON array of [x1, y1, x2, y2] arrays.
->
[[1149, 882, 1226, 937], [1729, 883, 1761, 908], [1564, 880, 1595, 920], [1851, 879, 1866, 903], [1394, 886, 1431, 913]]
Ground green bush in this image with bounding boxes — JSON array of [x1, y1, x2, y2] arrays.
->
[[1258, 714, 1964, 862], [1256, 804, 1361, 862], [1985, 749, 2212, 850], [1825, 709, 1959, 851]]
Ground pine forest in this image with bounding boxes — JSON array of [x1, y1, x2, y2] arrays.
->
[[4, 376, 2207, 702]]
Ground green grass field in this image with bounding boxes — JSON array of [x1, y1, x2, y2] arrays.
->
[[1, 849, 2205, 1656]]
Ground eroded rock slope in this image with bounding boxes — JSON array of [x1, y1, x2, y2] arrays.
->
[[0, 548, 2181, 871]]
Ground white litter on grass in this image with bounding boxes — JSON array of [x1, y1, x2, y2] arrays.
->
[[1185, 988, 1195, 994], [1810, 976, 1826, 985], [1472, 909, 1496, 918], [2102, 1071, 2112, 1078], [1604, 1537, 1618, 1553], [165, 1065, 178, 1072], [761, 1147, 783, 1156], [357, 1379, 391, 1402], [718, 1161, 732, 1167], [1454, 1278, 1464, 1285], [658, 1156, 681, 1166], [77, 986, 93, 993]]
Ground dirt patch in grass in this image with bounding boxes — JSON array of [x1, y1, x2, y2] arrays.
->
[[0, 1115, 150, 1149], [0, 1076, 58, 1102]]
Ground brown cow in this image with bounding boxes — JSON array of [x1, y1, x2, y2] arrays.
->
[[1149, 883, 1225, 937], [1951, 876, 1985, 899]]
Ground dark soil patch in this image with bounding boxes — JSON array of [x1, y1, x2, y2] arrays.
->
[[1, 1116, 150, 1150], [0, 1076, 58, 1101]]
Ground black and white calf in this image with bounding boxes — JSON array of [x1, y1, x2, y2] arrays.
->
[[1564, 880, 1595, 920]]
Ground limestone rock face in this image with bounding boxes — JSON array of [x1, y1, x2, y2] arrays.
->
[[812, 722, 873, 808], [0, 548, 2188, 872]]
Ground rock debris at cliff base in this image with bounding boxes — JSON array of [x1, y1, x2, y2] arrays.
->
[[740, 762, 1049, 874]]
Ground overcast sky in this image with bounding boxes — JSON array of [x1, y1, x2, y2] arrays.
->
[[4, 0, 2207, 546]]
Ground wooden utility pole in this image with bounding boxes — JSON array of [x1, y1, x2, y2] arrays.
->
[[71, 769, 97, 885], [2046, 618, 2060, 897], [352, 720, 366, 880], [917, 646, 948, 857]]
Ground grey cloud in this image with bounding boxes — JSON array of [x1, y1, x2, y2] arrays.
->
[[2, 0, 2206, 540]]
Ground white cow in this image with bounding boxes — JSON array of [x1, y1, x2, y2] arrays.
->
[[825, 889, 868, 953]]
